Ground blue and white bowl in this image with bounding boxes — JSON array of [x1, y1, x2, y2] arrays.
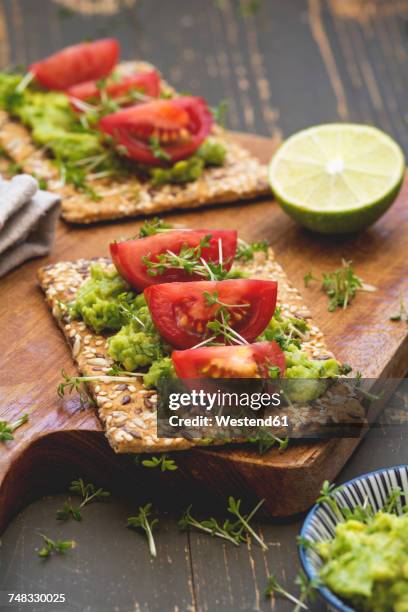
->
[[299, 465, 408, 612]]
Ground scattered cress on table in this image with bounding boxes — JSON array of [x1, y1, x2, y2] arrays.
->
[[127, 503, 159, 558], [37, 534, 75, 559], [303, 259, 376, 312], [31, 470, 269, 563], [0, 414, 28, 442], [56, 478, 111, 523]]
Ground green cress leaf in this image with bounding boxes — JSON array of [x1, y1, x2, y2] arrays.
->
[[127, 503, 159, 557]]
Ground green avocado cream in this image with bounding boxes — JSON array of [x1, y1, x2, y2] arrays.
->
[[0, 74, 104, 162], [317, 511, 408, 611], [257, 306, 339, 394], [70, 264, 174, 388], [70, 264, 129, 333], [69, 265, 340, 392], [0, 73, 226, 189], [149, 140, 227, 187]]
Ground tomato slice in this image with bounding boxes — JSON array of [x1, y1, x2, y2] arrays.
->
[[68, 70, 161, 110], [172, 342, 285, 378], [30, 39, 120, 90], [144, 279, 277, 349], [99, 97, 213, 164], [110, 229, 237, 291]]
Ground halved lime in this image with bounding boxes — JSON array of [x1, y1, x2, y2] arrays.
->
[[268, 124, 405, 234]]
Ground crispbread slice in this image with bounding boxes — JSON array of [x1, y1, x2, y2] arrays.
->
[[0, 61, 269, 224], [38, 250, 366, 455]]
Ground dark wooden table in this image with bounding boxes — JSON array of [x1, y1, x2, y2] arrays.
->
[[1, 1, 408, 610]]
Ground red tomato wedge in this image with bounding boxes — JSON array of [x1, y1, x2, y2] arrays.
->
[[99, 97, 213, 164], [144, 279, 278, 349], [110, 230, 237, 291], [68, 70, 161, 110], [30, 39, 120, 90], [172, 342, 285, 378]]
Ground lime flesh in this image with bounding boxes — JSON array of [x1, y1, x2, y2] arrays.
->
[[268, 124, 405, 234]]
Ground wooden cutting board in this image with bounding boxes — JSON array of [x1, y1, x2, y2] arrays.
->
[[1, 132, 407, 531]]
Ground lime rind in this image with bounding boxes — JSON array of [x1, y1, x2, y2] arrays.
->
[[278, 177, 403, 234]]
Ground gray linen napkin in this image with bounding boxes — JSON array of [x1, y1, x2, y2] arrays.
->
[[0, 174, 60, 277]]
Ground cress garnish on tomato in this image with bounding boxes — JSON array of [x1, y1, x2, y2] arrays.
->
[[68, 70, 161, 110], [30, 39, 120, 91], [172, 342, 285, 378], [99, 97, 213, 164], [110, 229, 237, 291], [144, 279, 278, 349]]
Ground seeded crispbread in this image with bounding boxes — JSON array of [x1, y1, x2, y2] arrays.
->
[[0, 61, 269, 224], [38, 250, 365, 454]]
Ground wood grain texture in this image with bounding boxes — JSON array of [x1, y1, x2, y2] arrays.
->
[[1, 132, 407, 533], [1, 0, 408, 149]]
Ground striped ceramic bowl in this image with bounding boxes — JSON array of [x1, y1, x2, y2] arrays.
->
[[299, 465, 408, 612]]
